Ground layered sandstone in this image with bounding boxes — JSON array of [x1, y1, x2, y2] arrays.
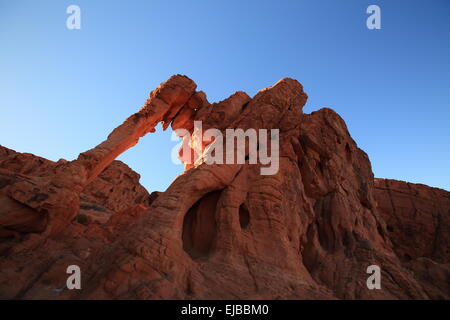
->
[[374, 179, 450, 297], [0, 145, 151, 232], [0, 75, 448, 299]]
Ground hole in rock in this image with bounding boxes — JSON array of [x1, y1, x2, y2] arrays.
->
[[182, 190, 222, 260], [345, 143, 352, 162], [404, 253, 412, 261], [239, 203, 250, 230], [117, 123, 185, 194]]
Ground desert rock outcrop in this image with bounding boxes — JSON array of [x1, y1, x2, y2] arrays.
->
[[0, 75, 448, 299]]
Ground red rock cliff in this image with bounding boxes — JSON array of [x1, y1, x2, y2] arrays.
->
[[0, 75, 448, 299]]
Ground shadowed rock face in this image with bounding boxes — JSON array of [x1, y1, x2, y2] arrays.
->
[[0, 75, 448, 299], [374, 179, 450, 298]]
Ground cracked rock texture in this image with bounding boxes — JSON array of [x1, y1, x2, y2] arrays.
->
[[0, 75, 448, 299]]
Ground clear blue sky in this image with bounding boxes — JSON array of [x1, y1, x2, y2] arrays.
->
[[1, 0, 449, 192]]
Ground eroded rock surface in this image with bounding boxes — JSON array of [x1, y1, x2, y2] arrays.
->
[[0, 75, 448, 299], [0, 146, 151, 231], [374, 179, 450, 298]]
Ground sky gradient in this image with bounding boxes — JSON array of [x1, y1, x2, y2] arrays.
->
[[1, 0, 449, 192]]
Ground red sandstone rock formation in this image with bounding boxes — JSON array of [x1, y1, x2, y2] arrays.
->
[[0, 146, 151, 234], [0, 75, 448, 299], [374, 179, 450, 298]]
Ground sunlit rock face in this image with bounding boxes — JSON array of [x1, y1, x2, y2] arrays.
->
[[0, 75, 448, 299]]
